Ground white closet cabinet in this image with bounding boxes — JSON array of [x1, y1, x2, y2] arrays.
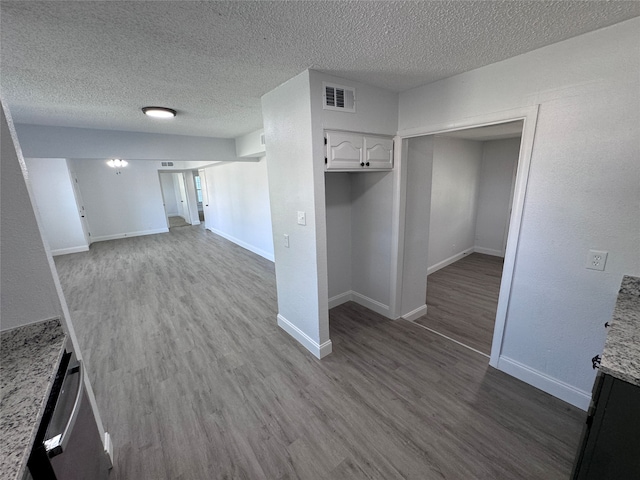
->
[[325, 130, 393, 171]]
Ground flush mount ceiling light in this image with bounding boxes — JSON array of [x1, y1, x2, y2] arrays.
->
[[142, 106, 176, 118], [106, 159, 128, 168]]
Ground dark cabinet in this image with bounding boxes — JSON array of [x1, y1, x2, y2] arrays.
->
[[572, 372, 640, 479]]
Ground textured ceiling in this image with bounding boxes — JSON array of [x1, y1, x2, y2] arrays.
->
[[1, 1, 638, 138]]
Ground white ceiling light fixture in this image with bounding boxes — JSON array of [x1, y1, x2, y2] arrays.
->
[[106, 158, 128, 168], [142, 106, 176, 118]]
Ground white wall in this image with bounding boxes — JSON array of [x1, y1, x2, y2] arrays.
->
[[398, 18, 640, 408], [351, 172, 394, 309], [24, 158, 88, 256], [235, 129, 266, 158], [262, 69, 399, 357], [159, 172, 180, 216], [1, 108, 64, 330], [72, 159, 168, 241], [15, 124, 237, 161], [203, 158, 274, 261], [325, 171, 394, 314], [325, 173, 352, 300], [475, 138, 520, 256], [399, 136, 434, 320], [428, 137, 483, 270], [262, 71, 330, 358]]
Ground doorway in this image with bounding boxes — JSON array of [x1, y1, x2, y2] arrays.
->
[[414, 123, 522, 356], [393, 106, 539, 366], [159, 172, 192, 229]]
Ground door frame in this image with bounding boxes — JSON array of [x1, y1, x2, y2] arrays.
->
[[389, 105, 539, 368], [66, 160, 91, 246], [157, 172, 172, 228]]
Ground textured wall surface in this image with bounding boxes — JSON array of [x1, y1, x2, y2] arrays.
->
[[399, 18, 640, 405], [428, 137, 483, 269], [1, 107, 63, 330], [475, 138, 521, 256], [203, 158, 274, 261], [23, 158, 88, 255]]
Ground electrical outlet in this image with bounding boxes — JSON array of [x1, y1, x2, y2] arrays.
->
[[284, 234, 289, 248], [297, 211, 306, 226], [587, 250, 608, 271]]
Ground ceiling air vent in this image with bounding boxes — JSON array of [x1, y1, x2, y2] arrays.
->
[[323, 82, 355, 113]]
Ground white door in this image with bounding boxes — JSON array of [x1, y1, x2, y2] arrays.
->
[[198, 168, 209, 228], [176, 173, 191, 223], [67, 162, 91, 245]]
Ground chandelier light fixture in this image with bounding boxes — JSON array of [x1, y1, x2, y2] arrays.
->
[[106, 159, 128, 168]]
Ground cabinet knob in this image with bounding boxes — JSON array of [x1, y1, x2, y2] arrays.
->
[[592, 354, 601, 370], [360, 162, 365, 167], [365, 162, 370, 166], [604, 322, 610, 328]]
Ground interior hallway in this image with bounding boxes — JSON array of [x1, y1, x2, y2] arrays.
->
[[54, 226, 583, 479], [416, 253, 504, 355]]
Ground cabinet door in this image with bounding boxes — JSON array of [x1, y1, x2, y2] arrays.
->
[[326, 132, 363, 170], [364, 136, 393, 170]]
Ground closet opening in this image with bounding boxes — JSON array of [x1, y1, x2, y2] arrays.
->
[[401, 118, 529, 359]]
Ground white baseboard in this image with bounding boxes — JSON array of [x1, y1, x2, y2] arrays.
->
[[277, 314, 332, 359], [474, 246, 504, 257], [91, 228, 169, 243], [497, 356, 591, 411], [351, 291, 391, 317], [51, 245, 90, 256], [207, 227, 275, 262], [427, 247, 474, 275], [328, 292, 353, 309], [103, 432, 113, 469], [328, 291, 392, 318], [402, 304, 428, 322]]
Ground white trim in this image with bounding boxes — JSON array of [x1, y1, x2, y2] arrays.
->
[[351, 291, 391, 317], [427, 247, 474, 275], [328, 291, 392, 318], [51, 245, 90, 256], [91, 228, 169, 242], [402, 304, 428, 322], [206, 227, 275, 262], [497, 356, 591, 411], [388, 136, 407, 319], [103, 432, 113, 469], [328, 291, 352, 309], [277, 314, 333, 359], [489, 106, 539, 368], [473, 246, 504, 257], [392, 105, 539, 372]]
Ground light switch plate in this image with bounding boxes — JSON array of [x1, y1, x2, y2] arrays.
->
[[297, 211, 306, 226], [586, 250, 608, 271]]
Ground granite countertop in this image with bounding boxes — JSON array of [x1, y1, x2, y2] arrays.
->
[[1, 319, 66, 480], [600, 275, 640, 386]]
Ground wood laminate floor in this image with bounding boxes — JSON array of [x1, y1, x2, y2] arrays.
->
[[416, 253, 504, 355], [168, 215, 190, 228], [54, 227, 583, 480]]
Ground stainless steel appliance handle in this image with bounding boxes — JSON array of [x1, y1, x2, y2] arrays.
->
[[44, 360, 84, 457]]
